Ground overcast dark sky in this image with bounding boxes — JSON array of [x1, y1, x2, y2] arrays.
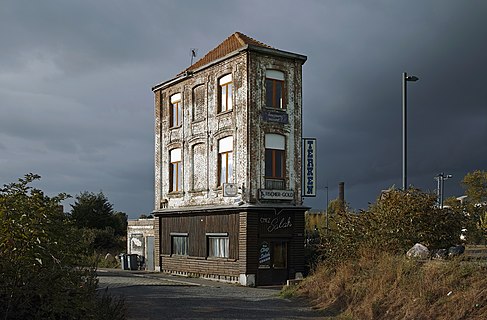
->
[[1, 0, 486, 217]]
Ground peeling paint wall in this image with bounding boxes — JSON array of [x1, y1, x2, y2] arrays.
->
[[154, 49, 305, 211]]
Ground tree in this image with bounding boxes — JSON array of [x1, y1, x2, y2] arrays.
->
[[0, 174, 97, 318], [462, 170, 487, 204], [321, 188, 465, 264], [69, 191, 127, 253], [460, 170, 487, 243], [70, 191, 116, 230]]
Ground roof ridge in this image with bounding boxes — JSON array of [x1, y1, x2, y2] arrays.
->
[[234, 32, 247, 47], [179, 32, 273, 75]]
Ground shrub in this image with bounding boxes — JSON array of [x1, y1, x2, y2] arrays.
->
[[320, 188, 465, 264], [0, 174, 125, 320]]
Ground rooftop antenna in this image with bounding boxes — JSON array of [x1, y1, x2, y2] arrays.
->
[[190, 48, 198, 66]]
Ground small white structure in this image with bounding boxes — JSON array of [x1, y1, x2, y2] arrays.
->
[[127, 218, 155, 271]]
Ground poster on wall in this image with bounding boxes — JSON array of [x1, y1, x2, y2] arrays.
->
[[130, 234, 145, 256], [258, 241, 271, 269], [302, 138, 317, 197]]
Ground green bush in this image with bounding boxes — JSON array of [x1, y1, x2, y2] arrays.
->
[[0, 174, 125, 319], [320, 188, 465, 264]]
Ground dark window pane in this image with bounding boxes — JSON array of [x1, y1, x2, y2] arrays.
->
[[265, 149, 273, 177], [275, 82, 283, 108], [273, 241, 287, 269], [265, 79, 273, 107], [275, 150, 283, 178]]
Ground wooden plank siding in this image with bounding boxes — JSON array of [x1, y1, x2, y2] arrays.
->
[[244, 211, 259, 275], [161, 255, 239, 280], [159, 211, 240, 277], [154, 217, 161, 270], [289, 210, 305, 274], [156, 207, 306, 285]]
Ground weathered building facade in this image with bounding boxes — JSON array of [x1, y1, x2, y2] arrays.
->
[[152, 32, 307, 286], [127, 218, 155, 271]]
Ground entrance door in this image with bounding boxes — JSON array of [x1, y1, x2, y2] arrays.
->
[[146, 236, 155, 271], [258, 239, 288, 285]]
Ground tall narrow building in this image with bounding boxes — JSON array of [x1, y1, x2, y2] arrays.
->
[[152, 32, 307, 286]]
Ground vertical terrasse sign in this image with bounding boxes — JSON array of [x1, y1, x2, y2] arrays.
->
[[302, 138, 316, 197]]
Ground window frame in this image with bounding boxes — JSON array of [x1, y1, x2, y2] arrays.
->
[[169, 148, 182, 192], [206, 233, 229, 258], [218, 151, 233, 186], [170, 233, 188, 256], [217, 137, 233, 186], [218, 74, 233, 113], [264, 133, 286, 190], [265, 70, 285, 109], [265, 148, 285, 179], [170, 93, 182, 128]]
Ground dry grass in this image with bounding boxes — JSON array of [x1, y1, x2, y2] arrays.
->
[[292, 252, 487, 319]]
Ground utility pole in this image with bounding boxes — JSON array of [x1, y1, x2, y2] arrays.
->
[[402, 72, 419, 190], [325, 185, 329, 235], [434, 173, 452, 208]]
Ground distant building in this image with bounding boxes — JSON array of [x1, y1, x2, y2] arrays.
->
[[151, 32, 307, 286], [127, 218, 155, 271]]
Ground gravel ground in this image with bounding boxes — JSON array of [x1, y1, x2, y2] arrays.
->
[[97, 269, 323, 320]]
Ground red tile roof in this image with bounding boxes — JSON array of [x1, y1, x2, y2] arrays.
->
[[180, 32, 273, 74]]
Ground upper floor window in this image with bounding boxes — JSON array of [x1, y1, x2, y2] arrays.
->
[[218, 136, 233, 186], [265, 70, 285, 109], [169, 148, 182, 192], [170, 93, 182, 127], [265, 134, 285, 190], [218, 74, 233, 113]]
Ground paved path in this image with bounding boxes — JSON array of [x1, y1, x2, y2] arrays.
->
[[97, 269, 323, 320]]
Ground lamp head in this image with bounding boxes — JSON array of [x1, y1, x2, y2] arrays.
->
[[405, 75, 419, 82]]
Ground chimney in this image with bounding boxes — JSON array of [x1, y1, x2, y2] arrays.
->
[[338, 182, 345, 211]]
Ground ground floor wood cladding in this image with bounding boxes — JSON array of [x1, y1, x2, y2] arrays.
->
[[154, 206, 307, 286]]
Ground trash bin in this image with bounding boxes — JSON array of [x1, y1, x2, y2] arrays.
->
[[119, 253, 128, 270], [126, 254, 138, 270], [137, 255, 145, 270]]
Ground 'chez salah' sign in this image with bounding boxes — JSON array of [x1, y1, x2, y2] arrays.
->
[[259, 214, 293, 234]]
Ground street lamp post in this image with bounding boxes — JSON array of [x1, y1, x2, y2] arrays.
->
[[402, 72, 419, 190], [325, 185, 329, 235], [434, 173, 452, 208]]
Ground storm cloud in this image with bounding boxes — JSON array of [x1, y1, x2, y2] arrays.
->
[[1, 0, 486, 216]]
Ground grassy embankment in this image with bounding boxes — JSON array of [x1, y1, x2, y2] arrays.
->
[[284, 250, 487, 319]]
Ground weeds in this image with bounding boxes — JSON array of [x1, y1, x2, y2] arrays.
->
[[292, 252, 487, 319]]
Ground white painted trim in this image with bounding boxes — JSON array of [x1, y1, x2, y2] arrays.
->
[[219, 74, 232, 85], [265, 133, 285, 150], [265, 70, 284, 81], [218, 136, 233, 153], [170, 148, 181, 162], [170, 93, 181, 103]]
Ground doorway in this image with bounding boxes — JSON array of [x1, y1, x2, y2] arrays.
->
[[257, 239, 288, 285]]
